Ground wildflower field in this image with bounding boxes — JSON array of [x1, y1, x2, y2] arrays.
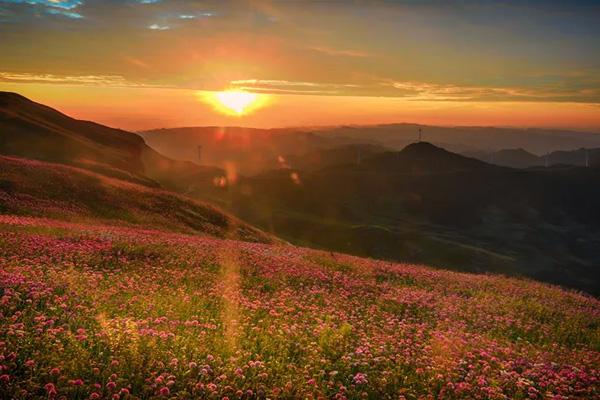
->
[[0, 214, 598, 399]]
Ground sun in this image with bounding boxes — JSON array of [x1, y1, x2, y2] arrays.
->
[[201, 90, 269, 116]]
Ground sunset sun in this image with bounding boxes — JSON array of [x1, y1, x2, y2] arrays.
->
[[203, 90, 269, 116]]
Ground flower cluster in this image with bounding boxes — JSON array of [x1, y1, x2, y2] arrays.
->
[[0, 215, 598, 399]]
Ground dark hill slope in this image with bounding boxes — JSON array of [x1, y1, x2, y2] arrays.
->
[[0, 92, 223, 191]]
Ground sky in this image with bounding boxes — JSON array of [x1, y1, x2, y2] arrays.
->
[[1, 0, 599, 131]]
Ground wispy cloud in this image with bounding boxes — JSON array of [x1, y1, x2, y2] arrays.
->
[[228, 77, 600, 103], [1, 0, 82, 9], [0, 72, 160, 88], [148, 23, 169, 30], [389, 79, 600, 103], [0, 0, 84, 18], [229, 79, 361, 95], [308, 46, 371, 58]]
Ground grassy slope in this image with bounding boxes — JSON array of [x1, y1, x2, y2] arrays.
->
[[0, 156, 271, 243], [0, 215, 598, 399]]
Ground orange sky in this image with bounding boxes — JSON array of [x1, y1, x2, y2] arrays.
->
[[1, 82, 599, 132], [1, 1, 599, 131]]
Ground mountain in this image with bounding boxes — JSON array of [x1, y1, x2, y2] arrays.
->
[[212, 142, 600, 295], [140, 126, 370, 175], [140, 123, 600, 175], [466, 147, 600, 169], [359, 141, 496, 173], [321, 123, 600, 154], [0, 91, 223, 192], [463, 148, 543, 168], [547, 148, 600, 168]]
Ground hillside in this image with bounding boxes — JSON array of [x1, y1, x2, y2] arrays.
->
[[217, 143, 600, 295], [463, 148, 543, 169], [0, 92, 223, 191], [0, 155, 271, 243], [0, 214, 598, 399]]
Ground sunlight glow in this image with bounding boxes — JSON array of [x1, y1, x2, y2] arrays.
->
[[202, 90, 269, 116]]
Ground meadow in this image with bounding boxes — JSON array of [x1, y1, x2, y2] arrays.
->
[[0, 214, 598, 399]]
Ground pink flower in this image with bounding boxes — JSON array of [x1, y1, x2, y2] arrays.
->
[[159, 386, 170, 396], [90, 393, 100, 399], [353, 373, 368, 385], [71, 379, 84, 386], [107, 381, 117, 391], [45, 383, 57, 396], [50, 367, 60, 376], [0, 374, 10, 383]]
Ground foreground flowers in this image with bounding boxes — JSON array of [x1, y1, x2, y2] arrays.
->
[[0, 215, 598, 399]]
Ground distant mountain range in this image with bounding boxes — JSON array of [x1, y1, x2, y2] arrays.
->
[[140, 126, 368, 175], [141, 123, 600, 176], [465, 147, 600, 169], [320, 123, 600, 155]]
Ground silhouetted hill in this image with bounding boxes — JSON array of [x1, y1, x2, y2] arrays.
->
[[465, 148, 542, 168], [548, 148, 600, 168], [322, 123, 600, 154], [0, 91, 223, 192], [466, 147, 600, 169], [358, 142, 495, 173]]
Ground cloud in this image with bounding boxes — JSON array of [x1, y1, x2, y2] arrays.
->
[[148, 23, 169, 30], [46, 7, 81, 18], [228, 76, 600, 104], [308, 46, 371, 58], [0, 0, 84, 19], [1, 0, 82, 9], [389, 78, 600, 103], [0, 71, 161, 88], [229, 79, 361, 95]]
